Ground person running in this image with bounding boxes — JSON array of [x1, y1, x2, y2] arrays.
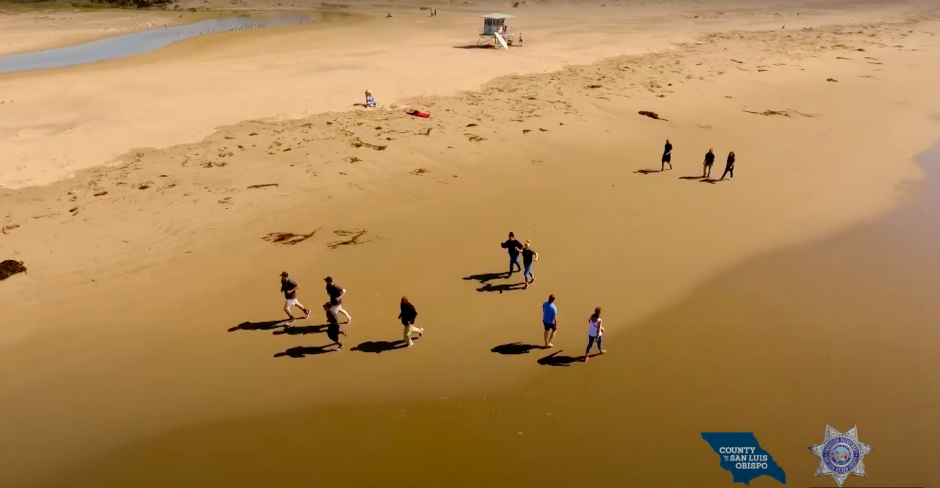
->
[[399, 296, 424, 347], [720, 151, 736, 181], [702, 149, 715, 178], [542, 294, 558, 348], [583, 307, 607, 361], [324, 276, 352, 323], [501, 232, 524, 277], [280, 272, 310, 322], [661, 139, 673, 171], [324, 302, 345, 351], [522, 240, 539, 289]]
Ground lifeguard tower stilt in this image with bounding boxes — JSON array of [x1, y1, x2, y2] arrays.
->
[[478, 13, 514, 49]]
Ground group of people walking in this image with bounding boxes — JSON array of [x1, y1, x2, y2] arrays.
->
[[661, 139, 736, 180]]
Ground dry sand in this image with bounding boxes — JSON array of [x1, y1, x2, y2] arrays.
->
[[1, 0, 940, 487]]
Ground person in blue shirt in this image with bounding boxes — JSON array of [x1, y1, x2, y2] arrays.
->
[[542, 294, 558, 348]]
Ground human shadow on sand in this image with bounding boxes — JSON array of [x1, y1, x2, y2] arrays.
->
[[352, 339, 415, 353], [679, 175, 704, 180], [492, 342, 543, 355], [463, 271, 506, 283], [274, 345, 339, 358], [228, 319, 286, 332], [537, 350, 604, 366], [635, 169, 661, 174], [272, 323, 329, 336], [476, 281, 526, 293]]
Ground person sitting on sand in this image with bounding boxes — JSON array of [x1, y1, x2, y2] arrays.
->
[[720, 151, 735, 180], [661, 139, 673, 171], [399, 296, 424, 347], [584, 307, 606, 362], [386, 12, 392, 18], [542, 294, 558, 348], [702, 148, 715, 178], [280, 271, 311, 323], [324, 302, 345, 350], [522, 240, 539, 289], [365, 89, 377, 108], [501, 232, 524, 277]]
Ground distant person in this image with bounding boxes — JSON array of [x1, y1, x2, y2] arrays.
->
[[386, 12, 392, 18], [661, 139, 673, 171], [434, 9, 437, 16], [702, 148, 715, 178], [720, 151, 736, 180], [324, 302, 345, 350], [280, 271, 310, 322], [518, 32, 524, 46], [583, 307, 606, 361], [399, 296, 424, 347], [501, 232, 524, 277], [365, 89, 377, 108], [325, 276, 352, 323], [542, 294, 558, 348], [522, 240, 539, 289]]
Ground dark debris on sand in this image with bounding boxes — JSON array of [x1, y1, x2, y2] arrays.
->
[[0, 260, 27, 281], [639, 110, 668, 121]]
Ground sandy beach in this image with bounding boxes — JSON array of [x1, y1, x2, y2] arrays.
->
[[1, 0, 939, 486]]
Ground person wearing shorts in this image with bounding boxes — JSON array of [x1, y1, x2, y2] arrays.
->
[[399, 296, 424, 347], [542, 294, 558, 348], [702, 148, 715, 179], [522, 240, 539, 289], [661, 139, 673, 171], [323, 302, 345, 350], [324, 276, 352, 323], [280, 272, 310, 322]]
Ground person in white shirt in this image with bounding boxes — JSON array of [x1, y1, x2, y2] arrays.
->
[[584, 307, 607, 361]]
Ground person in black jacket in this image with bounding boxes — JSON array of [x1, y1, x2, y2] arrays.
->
[[399, 296, 424, 347], [720, 151, 736, 181], [501, 232, 524, 277], [661, 139, 673, 171], [702, 148, 715, 178]]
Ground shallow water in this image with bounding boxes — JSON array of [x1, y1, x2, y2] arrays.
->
[[30, 144, 940, 488], [0, 13, 314, 74]]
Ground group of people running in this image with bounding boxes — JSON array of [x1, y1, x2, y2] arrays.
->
[[279, 273, 422, 352], [275, 230, 608, 361], [661, 139, 736, 180]]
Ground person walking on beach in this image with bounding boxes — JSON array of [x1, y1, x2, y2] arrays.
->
[[542, 294, 558, 348], [583, 307, 606, 361], [324, 302, 345, 350], [280, 272, 311, 322], [702, 149, 715, 178], [501, 232, 524, 277], [522, 240, 539, 289], [399, 296, 424, 347], [324, 276, 352, 323], [661, 139, 673, 171], [720, 151, 736, 180]]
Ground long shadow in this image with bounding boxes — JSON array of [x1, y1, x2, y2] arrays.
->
[[462, 271, 506, 283], [537, 350, 604, 366], [228, 320, 287, 332], [700, 178, 719, 185], [679, 175, 704, 180], [352, 339, 412, 353], [453, 44, 495, 50], [272, 323, 329, 336], [477, 282, 526, 293], [492, 342, 543, 355], [635, 169, 661, 174], [274, 345, 338, 358]]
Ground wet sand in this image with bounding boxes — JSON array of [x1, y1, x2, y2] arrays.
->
[[1, 1, 940, 487], [38, 145, 940, 488]]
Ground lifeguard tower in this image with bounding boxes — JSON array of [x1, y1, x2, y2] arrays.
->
[[478, 13, 514, 49]]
